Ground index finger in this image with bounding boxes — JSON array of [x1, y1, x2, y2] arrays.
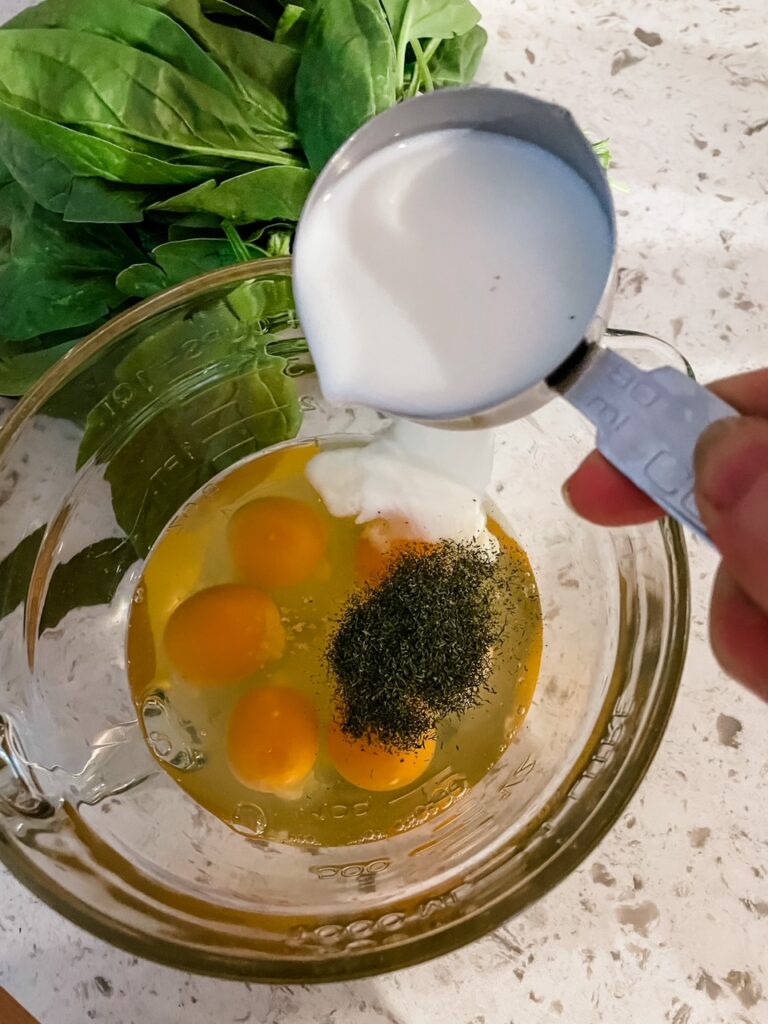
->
[[563, 449, 662, 526]]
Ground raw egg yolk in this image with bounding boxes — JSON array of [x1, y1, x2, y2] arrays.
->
[[164, 584, 284, 685], [355, 520, 434, 583], [228, 496, 328, 589], [327, 721, 436, 792], [227, 686, 319, 792]]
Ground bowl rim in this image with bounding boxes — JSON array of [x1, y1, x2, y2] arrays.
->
[[0, 258, 690, 980]]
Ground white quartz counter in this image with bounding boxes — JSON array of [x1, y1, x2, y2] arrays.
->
[[0, 0, 766, 1020]]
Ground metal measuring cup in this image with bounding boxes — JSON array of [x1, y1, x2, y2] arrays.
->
[[295, 87, 738, 542]]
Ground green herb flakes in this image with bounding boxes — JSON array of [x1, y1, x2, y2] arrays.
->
[[326, 539, 506, 750]]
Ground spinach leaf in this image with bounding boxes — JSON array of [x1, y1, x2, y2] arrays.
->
[[0, 112, 159, 223], [118, 225, 274, 299], [166, 213, 224, 240], [115, 236, 269, 298], [149, 237, 268, 279], [225, 274, 295, 321], [39, 537, 139, 632], [274, 3, 307, 47], [139, 0, 299, 130], [0, 526, 45, 619], [113, 263, 170, 300], [7, 0, 242, 104], [0, 335, 88, 396], [246, 219, 294, 243], [0, 28, 295, 161], [0, 106, 77, 214], [63, 179, 154, 223], [0, 527, 139, 632], [382, 0, 480, 48], [426, 23, 486, 87], [382, 0, 481, 92], [79, 296, 302, 554], [0, 181, 141, 341], [33, 334, 128, 424], [0, 99, 230, 187], [296, 0, 397, 171], [152, 166, 314, 222]]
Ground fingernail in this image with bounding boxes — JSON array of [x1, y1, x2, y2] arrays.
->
[[695, 418, 768, 512]]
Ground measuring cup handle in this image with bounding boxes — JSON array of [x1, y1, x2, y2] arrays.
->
[[561, 346, 738, 542]]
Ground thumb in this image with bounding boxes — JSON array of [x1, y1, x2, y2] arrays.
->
[[695, 416, 768, 615]]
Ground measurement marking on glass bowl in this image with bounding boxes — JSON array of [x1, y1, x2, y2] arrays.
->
[[288, 890, 470, 950], [499, 753, 536, 798], [310, 858, 390, 880], [300, 800, 370, 822], [231, 801, 267, 838]]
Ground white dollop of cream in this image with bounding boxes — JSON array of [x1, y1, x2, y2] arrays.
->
[[306, 421, 498, 552]]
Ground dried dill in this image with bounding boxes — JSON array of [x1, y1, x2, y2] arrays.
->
[[325, 540, 506, 749]]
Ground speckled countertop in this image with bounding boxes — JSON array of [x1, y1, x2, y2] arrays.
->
[[1, 0, 766, 1021]]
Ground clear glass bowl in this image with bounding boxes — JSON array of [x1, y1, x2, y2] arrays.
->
[[0, 260, 688, 980]]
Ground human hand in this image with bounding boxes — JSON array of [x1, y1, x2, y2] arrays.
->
[[563, 368, 768, 701]]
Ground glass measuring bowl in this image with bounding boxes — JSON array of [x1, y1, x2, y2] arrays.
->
[[0, 260, 688, 981]]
